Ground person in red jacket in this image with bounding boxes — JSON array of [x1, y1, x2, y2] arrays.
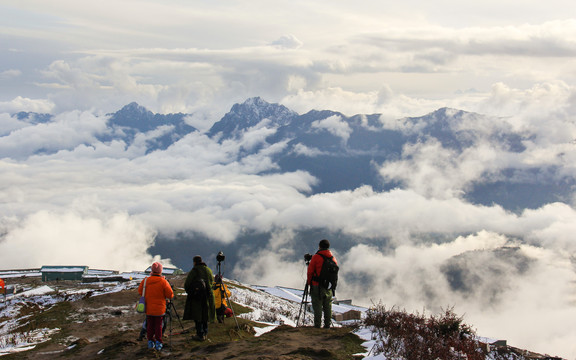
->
[[0, 278, 5, 300], [307, 239, 338, 328], [138, 262, 174, 351]]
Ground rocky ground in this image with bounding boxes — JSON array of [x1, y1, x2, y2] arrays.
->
[[0, 275, 366, 359], [0, 274, 565, 360]]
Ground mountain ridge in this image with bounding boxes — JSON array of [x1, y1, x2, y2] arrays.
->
[[8, 97, 574, 211]]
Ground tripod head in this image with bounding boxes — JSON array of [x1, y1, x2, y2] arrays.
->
[[216, 251, 225, 278], [304, 253, 313, 266]]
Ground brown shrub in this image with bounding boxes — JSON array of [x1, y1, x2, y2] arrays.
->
[[364, 304, 484, 360]]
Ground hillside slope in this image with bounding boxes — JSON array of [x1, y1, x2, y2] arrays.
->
[[0, 274, 366, 359], [0, 272, 565, 359]]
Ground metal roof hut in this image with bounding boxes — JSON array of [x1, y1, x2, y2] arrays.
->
[[144, 266, 183, 275], [41, 266, 88, 281]]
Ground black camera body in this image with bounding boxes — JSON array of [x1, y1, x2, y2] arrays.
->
[[304, 253, 313, 262], [216, 251, 226, 263]]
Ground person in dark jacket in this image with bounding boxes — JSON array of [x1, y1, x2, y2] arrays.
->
[[183, 256, 216, 341], [307, 239, 338, 328]]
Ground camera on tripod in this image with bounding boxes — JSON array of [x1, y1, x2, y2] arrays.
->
[[216, 251, 225, 263], [304, 253, 313, 263]]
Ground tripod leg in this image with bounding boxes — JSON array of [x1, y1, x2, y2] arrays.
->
[[216, 264, 241, 334], [222, 284, 241, 333], [168, 311, 172, 349], [296, 283, 309, 327], [169, 301, 186, 331]]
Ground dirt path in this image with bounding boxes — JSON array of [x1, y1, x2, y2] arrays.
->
[[24, 322, 365, 359], [189, 325, 365, 360]]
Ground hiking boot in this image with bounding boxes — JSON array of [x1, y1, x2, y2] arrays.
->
[[147, 340, 154, 349], [155, 341, 163, 351]]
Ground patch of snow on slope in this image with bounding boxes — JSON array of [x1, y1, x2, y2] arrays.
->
[[0, 328, 60, 356]]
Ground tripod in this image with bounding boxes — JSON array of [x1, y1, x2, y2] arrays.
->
[[296, 256, 312, 326], [166, 289, 188, 349], [216, 259, 241, 334], [167, 300, 186, 331]]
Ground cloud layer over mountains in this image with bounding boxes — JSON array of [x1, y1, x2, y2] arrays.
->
[[1, 98, 576, 357], [2, 1, 576, 357]]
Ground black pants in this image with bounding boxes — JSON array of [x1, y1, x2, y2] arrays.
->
[[195, 320, 208, 338], [216, 306, 226, 323]]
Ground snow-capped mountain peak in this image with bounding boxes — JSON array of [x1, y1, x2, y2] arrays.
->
[[207, 97, 299, 140]]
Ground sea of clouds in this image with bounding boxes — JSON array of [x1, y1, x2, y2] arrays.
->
[[1, 83, 576, 357]]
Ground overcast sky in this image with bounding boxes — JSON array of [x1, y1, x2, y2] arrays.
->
[[1, 0, 576, 119], [2, 1, 576, 357]]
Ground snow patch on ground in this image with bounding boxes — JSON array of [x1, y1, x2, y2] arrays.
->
[[354, 326, 386, 359], [228, 281, 313, 327], [0, 328, 60, 356], [16, 285, 54, 297], [0, 272, 143, 356], [253, 324, 278, 337]]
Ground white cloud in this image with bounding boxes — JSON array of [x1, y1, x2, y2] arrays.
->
[[374, 84, 576, 201], [4, 8, 576, 117], [338, 231, 576, 358], [379, 139, 507, 199], [0, 110, 108, 159], [0, 210, 163, 271], [0, 97, 55, 114], [355, 20, 576, 59], [0, 69, 22, 79], [0, 113, 29, 136], [291, 143, 327, 157], [311, 115, 352, 142], [234, 229, 307, 287], [270, 35, 303, 50], [1, 1, 576, 113], [281, 88, 384, 116]]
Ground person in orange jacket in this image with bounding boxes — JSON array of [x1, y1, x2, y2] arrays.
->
[[307, 239, 338, 328], [138, 262, 174, 351]]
